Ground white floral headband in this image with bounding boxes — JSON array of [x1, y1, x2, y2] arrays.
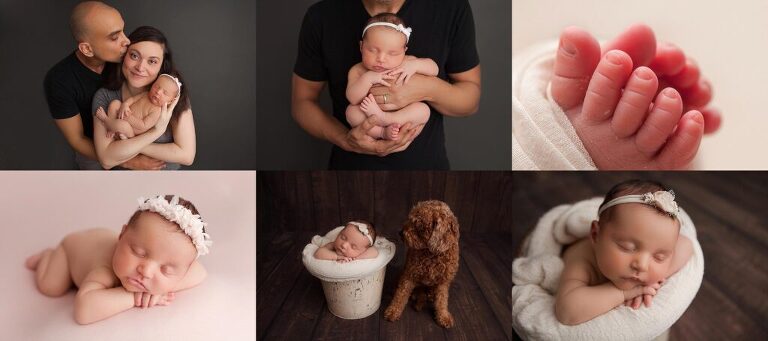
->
[[157, 73, 182, 101], [598, 190, 680, 218], [137, 195, 212, 257], [362, 22, 412, 43], [348, 221, 374, 246]]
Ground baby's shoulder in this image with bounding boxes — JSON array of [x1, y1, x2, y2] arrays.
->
[[348, 62, 366, 75], [561, 238, 598, 279]]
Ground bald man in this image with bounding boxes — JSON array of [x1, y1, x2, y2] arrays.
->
[[44, 1, 164, 170]]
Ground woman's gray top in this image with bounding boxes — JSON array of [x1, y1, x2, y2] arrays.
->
[[81, 87, 180, 170]]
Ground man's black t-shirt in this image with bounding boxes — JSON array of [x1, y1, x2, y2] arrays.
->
[[294, 0, 479, 170], [44, 52, 103, 139]]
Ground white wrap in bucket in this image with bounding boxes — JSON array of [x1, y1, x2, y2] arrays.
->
[[302, 226, 396, 319], [512, 198, 704, 341]]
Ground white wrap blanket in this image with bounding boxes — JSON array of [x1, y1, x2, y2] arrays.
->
[[512, 41, 596, 170], [512, 198, 704, 341]]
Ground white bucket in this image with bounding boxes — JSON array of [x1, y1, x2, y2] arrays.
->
[[320, 266, 386, 319], [302, 226, 396, 320]]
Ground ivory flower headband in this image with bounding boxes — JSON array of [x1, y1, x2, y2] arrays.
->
[[362, 22, 412, 43], [348, 221, 374, 246], [598, 190, 680, 218], [137, 195, 212, 257]]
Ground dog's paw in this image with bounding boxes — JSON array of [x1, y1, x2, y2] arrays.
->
[[383, 304, 402, 322], [436, 311, 454, 328]]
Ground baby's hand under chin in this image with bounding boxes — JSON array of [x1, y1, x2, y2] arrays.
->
[[134, 291, 175, 308], [624, 278, 666, 309], [336, 256, 355, 263]]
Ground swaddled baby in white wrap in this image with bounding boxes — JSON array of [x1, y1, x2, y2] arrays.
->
[[512, 180, 704, 340], [513, 24, 721, 170]]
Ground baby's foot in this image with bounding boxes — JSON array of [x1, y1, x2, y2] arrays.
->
[[552, 24, 720, 134], [384, 123, 401, 140], [567, 50, 704, 169], [25, 248, 52, 270], [359, 94, 389, 124], [95, 106, 108, 121]]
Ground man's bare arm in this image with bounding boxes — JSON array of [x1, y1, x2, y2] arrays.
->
[[53, 115, 97, 160], [369, 65, 481, 117]]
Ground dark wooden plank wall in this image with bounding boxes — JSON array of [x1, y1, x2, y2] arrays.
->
[[511, 172, 768, 339], [258, 171, 513, 237]]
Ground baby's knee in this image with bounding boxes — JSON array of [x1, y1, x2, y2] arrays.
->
[[346, 105, 364, 125], [107, 99, 122, 112], [411, 102, 431, 123]]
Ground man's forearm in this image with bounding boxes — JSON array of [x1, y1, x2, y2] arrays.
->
[[74, 287, 135, 325], [68, 136, 98, 160], [423, 77, 480, 117], [555, 282, 625, 325], [292, 98, 349, 150]]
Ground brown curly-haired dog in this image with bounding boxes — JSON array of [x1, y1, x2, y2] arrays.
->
[[384, 200, 460, 328]]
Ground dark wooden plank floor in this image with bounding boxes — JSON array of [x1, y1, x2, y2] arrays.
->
[[511, 172, 768, 340], [258, 231, 512, 340]]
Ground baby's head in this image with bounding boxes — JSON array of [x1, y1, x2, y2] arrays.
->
[[148, 73, 181, 106], [591, 180, 680, 290], [113, 195, 211, 294], [333, 220, 377, 258], [360, 13, 411, 71]]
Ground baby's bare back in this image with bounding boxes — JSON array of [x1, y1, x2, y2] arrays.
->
[[61, 228, 119, 287]]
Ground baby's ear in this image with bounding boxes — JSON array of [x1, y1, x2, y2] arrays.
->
[[590, 221, 600, 244]]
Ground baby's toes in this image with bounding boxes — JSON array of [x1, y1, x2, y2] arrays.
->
[[611, 66, 658, 138], [665, 57, 700, 89], [680, 79, 713, 108], [649, 42, 686, 76], [635, 88, 684, 156], [656, 110, 704, 169], [580, 50, 634, 123]]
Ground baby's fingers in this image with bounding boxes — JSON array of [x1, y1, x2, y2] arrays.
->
[[134, 292, 143, 307], [643, 294, 653, 308], [387, 68, 402, 76], [643, 286, 658, 296], [632, 296, 642, 309], [141, 293, 151, 308]]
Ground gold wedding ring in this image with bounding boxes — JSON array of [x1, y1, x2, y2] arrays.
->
[[383, 93, 388, 104]]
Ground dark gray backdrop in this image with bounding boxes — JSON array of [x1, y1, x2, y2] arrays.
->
[[256, 0, 511, 170], [0, 0, 255, 169]]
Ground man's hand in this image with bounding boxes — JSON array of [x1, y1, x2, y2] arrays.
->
[[134, 291, 175, 308], [368, 74, 429, 111], [120, 154, 166, 170], [344, 116, 422, 157]]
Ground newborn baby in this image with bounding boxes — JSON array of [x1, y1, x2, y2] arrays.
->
[[555, 180, 693, 325], [25, 195, 211, 325], [314, 221, 379, 262], [95, 73, 182, 139]]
